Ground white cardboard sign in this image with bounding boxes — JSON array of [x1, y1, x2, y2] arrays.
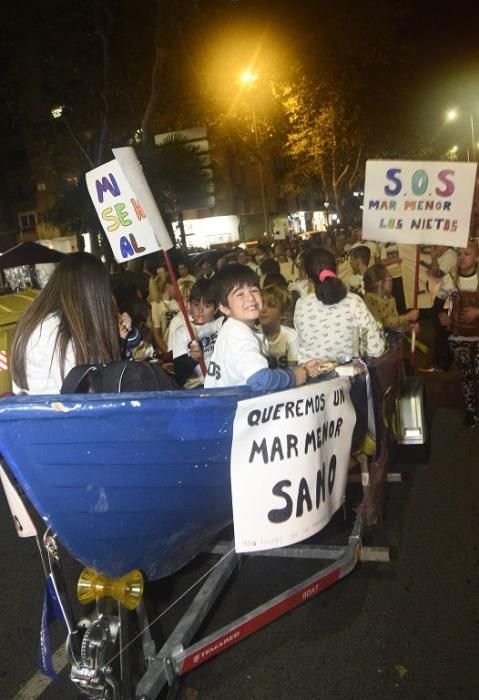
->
[[231, 377, 356, 553], [362, 160, 477, 247], [86, 146, 172, 262]]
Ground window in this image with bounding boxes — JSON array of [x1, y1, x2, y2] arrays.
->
[[63, 175, 79, 188], [18, 211, 37, 229]]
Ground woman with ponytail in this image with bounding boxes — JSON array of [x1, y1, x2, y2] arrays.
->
[[294, 247, 385, 363]]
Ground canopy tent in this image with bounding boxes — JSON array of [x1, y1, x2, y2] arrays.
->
[[0, 241, 65, 270]]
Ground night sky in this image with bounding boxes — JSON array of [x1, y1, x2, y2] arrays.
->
[[2, 0, 479, 161]]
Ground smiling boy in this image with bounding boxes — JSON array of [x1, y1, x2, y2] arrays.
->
[[171, 279, 224, 388], [204, 264, 309, 390]]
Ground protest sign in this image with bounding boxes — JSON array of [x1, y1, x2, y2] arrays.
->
[[362, 160, 477, 247], [230, 377, 356, 553], [86, 147, 172, 262]]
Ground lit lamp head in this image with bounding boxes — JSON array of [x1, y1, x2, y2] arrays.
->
[[51, 105, 65, 120], [240, 68, 258, 87]]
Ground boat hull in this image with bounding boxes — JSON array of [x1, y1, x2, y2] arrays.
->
[[0, 387, 256, 580]]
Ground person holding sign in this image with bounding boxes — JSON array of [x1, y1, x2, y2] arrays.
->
[[363, 264, 419, 333], [294, 248, 385, 363], [11, 252, 121, 395], [434, 241, 479, 427], [204, 264, 316, 390]]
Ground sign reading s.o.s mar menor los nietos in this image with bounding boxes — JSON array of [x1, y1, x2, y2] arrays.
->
[[230, 377, 356, 553], [86, 146, 173, 263], [362, 160, 477, 247]]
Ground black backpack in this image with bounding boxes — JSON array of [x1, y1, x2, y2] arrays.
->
[[61, 361, 178, 394]]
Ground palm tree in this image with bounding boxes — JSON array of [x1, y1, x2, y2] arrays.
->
[[139, 133, 213, 248]]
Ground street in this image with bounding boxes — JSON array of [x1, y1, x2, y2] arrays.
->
[[0, 370, 478, 700]]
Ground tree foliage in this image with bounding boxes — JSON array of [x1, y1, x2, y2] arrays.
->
[[140, 134, 214, 246], [281, 76, 364, 221]]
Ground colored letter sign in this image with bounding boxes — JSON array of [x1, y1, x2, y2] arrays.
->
[[86, 147, 172, 262], [362, 160, 477, 247]]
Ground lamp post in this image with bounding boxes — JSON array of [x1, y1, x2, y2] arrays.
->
[[446, 108, 477, 162], [240, 69, 269, 237], [51, 105, 94, 168]]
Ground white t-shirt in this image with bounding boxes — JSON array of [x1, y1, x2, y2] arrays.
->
[[151, 299, 179, 344], [437, 248, 457, 275], [294, 292, 385, 362], [171, 317, 224, 381], [380, 242, 402, 278], [167, 312, 188, 349], [336, 255, 353, 283], [288, 278, 311, 299], [279, 259, 297, 282], [345, 272, 364, 295], [263, 325, 298, 368], [436, 270, 478, 300], [351, 240, 380, 262], [204, 317, 268, 388], [12, 314, 76, 395]]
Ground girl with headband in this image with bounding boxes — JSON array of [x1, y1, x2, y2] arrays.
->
[[294, 247, 385, 364]]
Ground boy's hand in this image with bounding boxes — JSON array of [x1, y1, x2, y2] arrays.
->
[[118, 312, 132, 339], [303, 359, 325, 378], [292, 365, 308, 386]]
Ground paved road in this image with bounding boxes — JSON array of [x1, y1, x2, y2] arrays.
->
[[0, 370, 478, 699]]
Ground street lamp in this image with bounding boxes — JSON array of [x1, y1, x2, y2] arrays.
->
[[240, 68, 269, 237], [446, 107, 477, 162], [51, 105, 94, 168]]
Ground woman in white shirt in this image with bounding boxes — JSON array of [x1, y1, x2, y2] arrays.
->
[[11, 252, 121, 395], [294, 247, 385, 363]]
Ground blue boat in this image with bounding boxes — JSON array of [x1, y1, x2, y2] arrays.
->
[[0, 374, 379, 698], [0, 386, 260, 581]]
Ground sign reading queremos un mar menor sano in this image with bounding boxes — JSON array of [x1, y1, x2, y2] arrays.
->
[[230, 377, 356, 553]]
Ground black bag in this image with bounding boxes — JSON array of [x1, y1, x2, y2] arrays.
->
[[61, 361, 178, 394]]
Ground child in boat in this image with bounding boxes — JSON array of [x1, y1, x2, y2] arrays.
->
[[170, 279, 224, 388], [204, 264, 316, 390], [434, 241, 479, 427], [294, 247, 385, 362], [363, 264, 419, 332], [258, 285, 298, 369]]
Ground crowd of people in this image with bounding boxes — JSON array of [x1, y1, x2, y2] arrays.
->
[[10, 227, 479, 428]]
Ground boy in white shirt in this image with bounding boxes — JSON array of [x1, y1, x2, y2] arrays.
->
[[170, 279, 224, 388], [346, 245, 371, 295], [204, 264, 313, 390], [258, 285, 298, 369]]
